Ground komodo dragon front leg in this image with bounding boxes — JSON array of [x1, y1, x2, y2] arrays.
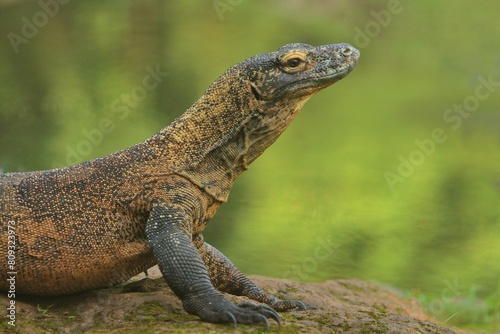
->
[[193, 234, 316, 312], [145, 188, 280, 327]]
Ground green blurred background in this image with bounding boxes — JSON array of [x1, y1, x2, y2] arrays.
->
[[1, 0, 499, 331]]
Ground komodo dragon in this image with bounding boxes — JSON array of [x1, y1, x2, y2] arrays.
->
[[1, 43, 359, 328]]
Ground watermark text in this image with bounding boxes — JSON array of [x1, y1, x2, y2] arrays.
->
[[6, 220, 17, 326], [7, 0, 71, 54]]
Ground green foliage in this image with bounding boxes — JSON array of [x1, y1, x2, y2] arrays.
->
[[1, 0, 499, 330]]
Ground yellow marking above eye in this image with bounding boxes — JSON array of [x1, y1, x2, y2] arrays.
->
[[280, 51, 308, 72]]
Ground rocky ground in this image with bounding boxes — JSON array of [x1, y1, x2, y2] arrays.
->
[[1, 267, 476, 333]]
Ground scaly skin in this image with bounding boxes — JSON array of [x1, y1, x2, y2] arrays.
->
[[0, 43, 359, 327]]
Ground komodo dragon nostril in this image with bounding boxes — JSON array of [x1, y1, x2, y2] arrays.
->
[[341, 47, 352, 57]]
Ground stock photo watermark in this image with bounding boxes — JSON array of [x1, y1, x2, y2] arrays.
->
[[385, 72, 500, 191], [51, 65, 168, 169], [427, 278, 466, 318], [7, 0, 70, 54], [353, 0, 412, 49], [6, 220, 17, 327], [213, 0, 243, 21], [282, 235, 337, 281]]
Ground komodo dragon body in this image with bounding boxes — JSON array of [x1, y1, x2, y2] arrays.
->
[[1, 43, 359, 327]]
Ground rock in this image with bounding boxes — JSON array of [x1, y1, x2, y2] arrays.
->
[[0, 273, 463, 333]]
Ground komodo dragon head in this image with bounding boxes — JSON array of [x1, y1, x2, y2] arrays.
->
[[245, 43, 358, 101], [233, 42, 360, 147]]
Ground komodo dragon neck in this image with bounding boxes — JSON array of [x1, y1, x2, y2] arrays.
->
[[140, 43, 359, 202]]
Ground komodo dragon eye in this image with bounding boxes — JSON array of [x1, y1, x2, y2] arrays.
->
[[279, 51, 308, 73], [286, 58, 302, 68]]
